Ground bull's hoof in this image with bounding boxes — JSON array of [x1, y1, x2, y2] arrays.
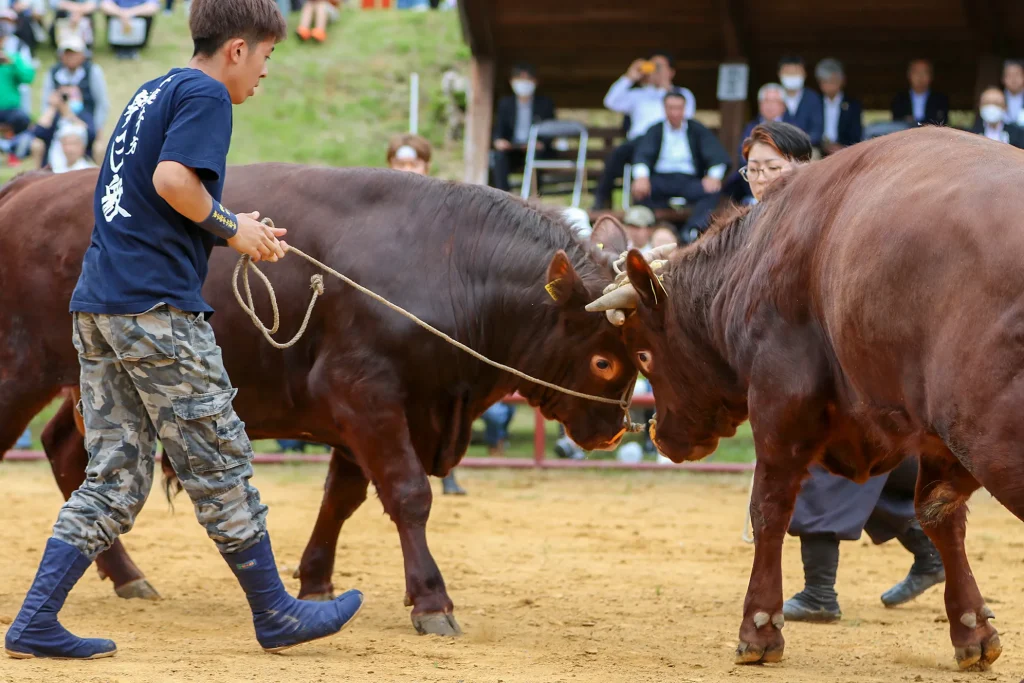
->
[[411, 612, 462, 637], [735, 639, 784, 664], [114, 578, 162, 601], [955, 633, 1002, 671]]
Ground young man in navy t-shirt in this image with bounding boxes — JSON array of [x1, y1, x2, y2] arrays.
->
[[5, 0, 363, 660]]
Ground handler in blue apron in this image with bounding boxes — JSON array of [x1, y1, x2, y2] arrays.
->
[[783, 455, 945, 621]]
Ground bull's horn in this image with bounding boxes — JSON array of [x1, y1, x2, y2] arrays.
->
[[645, 243, 678, 262], [606, 309, 627, 327], [585, 284, 639, 312]]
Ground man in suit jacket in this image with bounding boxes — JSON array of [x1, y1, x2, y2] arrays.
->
[[488, 62, 556, 192], [778, 55, 823, 146], [815, 58, 863, 154], [631, 91, 730, 232], [969, 87, 1024, 149], [891, 59, 948, 126]]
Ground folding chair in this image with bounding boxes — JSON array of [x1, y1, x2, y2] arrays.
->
[[521, 120, 589, 208]]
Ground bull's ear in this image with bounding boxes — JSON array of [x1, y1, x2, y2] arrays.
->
[[545, 250, 589, 308], [589, 215, 628, 257], [625, 248, 668, 312]]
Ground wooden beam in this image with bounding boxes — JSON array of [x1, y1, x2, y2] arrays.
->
[[457, 0, 494, 58], [463, 56, 495, 186]]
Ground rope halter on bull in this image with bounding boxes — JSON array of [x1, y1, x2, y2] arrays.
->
[[231, 218, 647, 434]]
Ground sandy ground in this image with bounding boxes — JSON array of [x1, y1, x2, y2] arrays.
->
[[0, 462, 1021, 683]]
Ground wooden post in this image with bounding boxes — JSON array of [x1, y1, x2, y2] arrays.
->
[[719, 0, 750, 168], [463, 56, 495, 185]]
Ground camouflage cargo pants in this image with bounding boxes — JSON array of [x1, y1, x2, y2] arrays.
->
[[52, 304, 267, 559]]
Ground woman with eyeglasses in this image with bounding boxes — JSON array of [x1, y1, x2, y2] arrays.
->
[[740, 120, 946, 622], [738, 120, 812, 203]]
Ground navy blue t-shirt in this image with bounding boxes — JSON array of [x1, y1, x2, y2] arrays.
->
[[71, 68, 233, 315]]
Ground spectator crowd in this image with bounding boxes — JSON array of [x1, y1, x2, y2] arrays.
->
[[485, 54, 1024, 241]]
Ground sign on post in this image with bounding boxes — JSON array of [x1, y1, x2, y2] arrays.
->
[[717, 63, 749, 102]]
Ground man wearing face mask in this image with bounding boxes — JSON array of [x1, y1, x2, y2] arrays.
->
[[488, 62, 556, 193], [777, 56, 823, 147], [40, 32, 108, 139], [593, 51, 697, 210], [969, 87, 1024, 148]]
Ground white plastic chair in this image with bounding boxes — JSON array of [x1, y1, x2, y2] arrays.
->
[[521, 120, 589, 208]]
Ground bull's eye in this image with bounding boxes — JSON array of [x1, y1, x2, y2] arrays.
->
[[636, 351, 653, 373], [591, 355, 617, 380]]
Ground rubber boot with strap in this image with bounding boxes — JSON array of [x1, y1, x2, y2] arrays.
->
[[881, 520, 945, 607], [224, 533, 363, 652], [5, 537, 117, 659], [783, 534, 842, 623]]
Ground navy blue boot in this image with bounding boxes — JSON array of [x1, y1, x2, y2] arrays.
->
[[5, 538, 117, 659], [224, 534, 363, 653]]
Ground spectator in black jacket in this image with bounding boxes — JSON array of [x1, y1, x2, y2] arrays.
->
[[891, 59, 948, 126], [815, 58, 863, 155], [488, 62, 556, 192], [969, 86, 1024, 149], [630, 91, 729, 233]]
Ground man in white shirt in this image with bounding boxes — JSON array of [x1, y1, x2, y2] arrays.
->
[[815, 58, 862, 155], [630, 91, 730, 233], [1003, 59, 1024, 126], [592, 51, 696, 210], [891, 59, 948, 126], [970, 87, 1024, 149]]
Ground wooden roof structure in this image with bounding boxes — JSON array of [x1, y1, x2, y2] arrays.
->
[[458, 0, 1023, 184]]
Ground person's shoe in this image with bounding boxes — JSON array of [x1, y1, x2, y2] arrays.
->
[[782, 534, 842, 623], [224, 534, 363, 652], [441, 473, 467, 496], [6, 153, 19, 168], [296, 26, 311, 40], [881, 521, 945, 607], [5, 538, 117, 659], [311, 27, 327, 42], [553, 436, 585, 460], [591, 197, 609, 211]]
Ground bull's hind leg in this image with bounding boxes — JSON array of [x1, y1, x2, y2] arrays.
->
[[295, 447, 369, 600], [41, 392, 160, 600], [915, 453, 999, 670]]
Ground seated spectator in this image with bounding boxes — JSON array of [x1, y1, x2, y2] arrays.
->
[[480, 402, 515, 457], [100, 0, 158, 58], [778, 55, 823, 147], [891, 59, 948, 126], [41, 32, 108, 138], [651, 225, 678, 249], [815, 58, 863, 154], [594, 51, 696, 210], [738, 83, 787, 163], [30, 86, 96, 170], [4, 0, 45, 53], [622, 204, 655, 252], [1003, 59, 1024, 125], [51, 119, 95, 171], [0, 24, 33, 166], [488, 62, 556, 193], [630, 91, 729, 234], [0, 9, 32, 113], [296, 0, 338, 42], [386, 132, 431, 174], [969, 87, 1024, 148], [50, 0, 96, 48]]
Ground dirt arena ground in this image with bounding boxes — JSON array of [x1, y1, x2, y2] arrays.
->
[[0, 463, 1021, 683]]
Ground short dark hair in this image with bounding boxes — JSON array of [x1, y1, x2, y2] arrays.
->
[[649, 50, 674, 64], [664, 90, 686, 104], [510, 62, 536, 79], [741, 121, 812, 163], [1004, 59, 1024, 71], [189, 0, 287, 58], [778, 55, 805, 69]]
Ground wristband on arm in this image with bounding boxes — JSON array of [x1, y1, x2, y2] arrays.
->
[[200, 199, 239, 240]]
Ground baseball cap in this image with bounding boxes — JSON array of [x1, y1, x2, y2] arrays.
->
[[623, 205, 655, 228], [58, 33, 87, 54]]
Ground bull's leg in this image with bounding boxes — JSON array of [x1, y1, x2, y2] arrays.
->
[[40, 391, 161, 601], [295, 447, 369, 600], [0, 382, 55, 455], [348, 412, 459, 637], [736, 458, 808, 665], [916, 453, 999, 670]]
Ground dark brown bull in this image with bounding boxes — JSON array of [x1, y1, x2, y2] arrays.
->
[[0, 164, 636, 635], [589, 128, 1023, 670]]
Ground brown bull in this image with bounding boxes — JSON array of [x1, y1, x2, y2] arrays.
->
[[0, 165, 636, 635], [589, 127, 1023, 670]]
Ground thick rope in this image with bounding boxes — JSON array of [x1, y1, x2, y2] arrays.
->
[[230, 222, 645, 431]]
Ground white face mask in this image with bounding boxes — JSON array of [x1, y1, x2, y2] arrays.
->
[[980, 104, 1005, 125], [780, 75, 804, 91], [511, 79, 536, 98]]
